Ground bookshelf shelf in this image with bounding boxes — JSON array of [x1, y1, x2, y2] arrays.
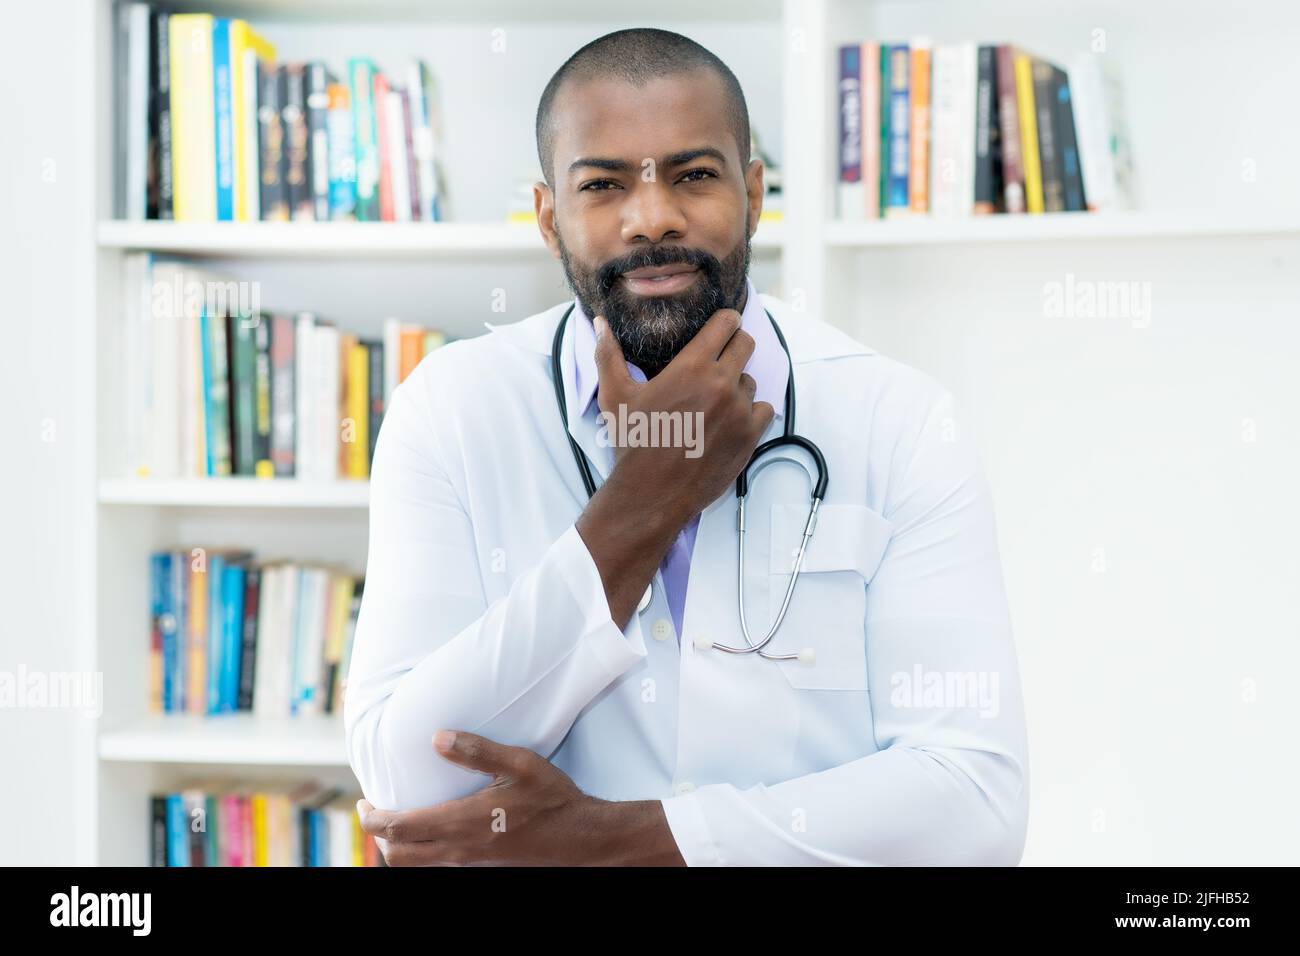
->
[[96, 219, 787, 258], [99, 714, 348, 766], [98, 477, 370, 509], [825, 212, 1300, 247]]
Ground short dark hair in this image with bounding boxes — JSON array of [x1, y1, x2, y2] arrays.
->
[[535, 28, 751, 188]]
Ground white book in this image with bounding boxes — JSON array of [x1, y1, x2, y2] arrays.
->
[[382, 317, 400, 406], [121, 252, 150, 477], [1070, 54, 1133, 212], [278, 564, 301, 717], [407, 61, 439, 222], [295, 568, 327, 715], [294, 314, 317, 481], [124, 3, 150, 220], [179, 311, 202, 477], [327, 802, 354, 866], [314, 323, 341, 481], [241, 48, 261, 221], [928, 44, 961, 218], [253, 563, 279, 718], [955, 43, 978, 216], [385, 90, 412, 222]]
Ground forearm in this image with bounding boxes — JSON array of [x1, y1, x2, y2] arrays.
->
[[576, 467, 691, 629]]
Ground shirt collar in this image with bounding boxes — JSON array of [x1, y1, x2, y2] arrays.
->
[[569, 276, 788, 421]]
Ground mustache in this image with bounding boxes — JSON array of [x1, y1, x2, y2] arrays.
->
[[596, 246, 723, 298]]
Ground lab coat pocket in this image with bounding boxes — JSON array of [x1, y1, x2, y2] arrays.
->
[[766, 502, 894, 690]]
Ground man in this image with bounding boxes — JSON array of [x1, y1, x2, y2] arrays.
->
[[344, 28, 1028, 866]]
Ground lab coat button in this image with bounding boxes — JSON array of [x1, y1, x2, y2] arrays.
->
[[652, 618, 673, 641], [674, 781, 696, 795]]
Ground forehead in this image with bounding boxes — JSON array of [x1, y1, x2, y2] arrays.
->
[[551, 69, 736, 171]]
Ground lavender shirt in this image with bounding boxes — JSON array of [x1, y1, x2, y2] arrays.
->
[[569, 277, 789, 639]]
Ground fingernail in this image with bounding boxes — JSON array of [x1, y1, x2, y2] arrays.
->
[[434, 730, 457, 751]]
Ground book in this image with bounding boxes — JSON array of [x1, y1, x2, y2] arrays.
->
[[995, 45, 1026, 214], [307, 62, 334, 221], [908, 39, 931, 214], [1052, 65, 1087, 212], [1013, 52, 1044, 214], [326, 83, 357, 219], [1033, 57, 1065, 213], [973, 44, 1003, 214], [884, 44, 910, 218], [168, 14, 216, 221], [374, 71, 394, 222], [257, 59, 288, 221], [281, 64, 313, 221], [230, 20, 276, 221], [349, 59, 380, 221], [147, 9, 172, 219], [836, 44, 865, 221], [212, 18, 235, 221]]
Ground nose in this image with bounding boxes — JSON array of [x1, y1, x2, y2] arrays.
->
[[620, 178, 688, 245]]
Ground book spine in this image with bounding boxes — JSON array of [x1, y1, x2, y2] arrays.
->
[[294, 315, 316, 481], [150, 551, 166, 714], [229, 313, 257, 475], [212, 18, 235, 221], [1053, 66, 1087, 212], [401, 90, 421, 220], [238, 565, 260, 711], [167, 794, 189, 866], [878, 45, 890, 218], [385, 90, 412, 222], [253, 313, 273, 476], [366, 339, 384, 469], [908, 40, 930, 214], [1033, 58, 1065, 212], [270, 314, 296, 477], [188, 556, 206, 715], [884, 44, 910, 217], [346, 341, 370, 478], [349, 59, 380, 221], [327, 83, 357, 219], [836, 44, 864, 222], [307, 63, 333, 222], [407, 61, 438, 222], [125, 4, 150, 220], [172, 552, 187, 711], [149, 10, 172, 219], [973, 45, 1003, 214], [168, 14, 216, 221], [281, 64, 313, 221], [206, 306, 233, 475], [258, 60, 288, 221], [373, 73, 394, 222], [995, 45, 1025, 213], [860, 42, 880, 219], [159, 552, 177, 712], [1014, 53, 1044, 214], [206, 554, 224, 714], [221, 562, 245, 713], [150, 795, 169, 866]]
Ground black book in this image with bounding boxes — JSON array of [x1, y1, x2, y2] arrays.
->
[[237, 566, 260, 711], [972, 45, 1003, 214], [258, 60, 288, 220], [1032, 58, 1065, 213], [306, 62, 335, 222], [148, 10, 172, 219], [1052, 66, 1088, 212], [253, 313, 273, 473], [149, 795, 168, 867], [281, 64, 313, 221]]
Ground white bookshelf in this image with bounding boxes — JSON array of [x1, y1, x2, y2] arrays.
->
[[83, 0, 1300, 867]]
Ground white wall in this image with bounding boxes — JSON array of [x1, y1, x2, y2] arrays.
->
[[0, 0, 97, 865]]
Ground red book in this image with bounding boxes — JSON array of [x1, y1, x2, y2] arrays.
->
[[373, 72, 394, 222]]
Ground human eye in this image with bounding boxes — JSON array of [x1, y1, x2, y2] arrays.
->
[[579, 179, 621, 192], [678, 168, 719, 183]]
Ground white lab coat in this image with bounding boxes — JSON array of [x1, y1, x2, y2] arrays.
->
[[343, 292, 1029, 866]]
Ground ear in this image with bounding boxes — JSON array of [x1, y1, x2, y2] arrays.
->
[[744, 158, 765, 240], [534, 180, 561, 260]]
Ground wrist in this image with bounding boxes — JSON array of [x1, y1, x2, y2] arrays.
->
[[584, 798, 687, 866]]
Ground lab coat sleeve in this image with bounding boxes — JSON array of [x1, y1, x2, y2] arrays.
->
[[659, 380, 1029, 865], [343, 374, 649, 812]]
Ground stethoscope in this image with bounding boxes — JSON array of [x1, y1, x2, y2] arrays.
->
[[550, 303, 827, 664]]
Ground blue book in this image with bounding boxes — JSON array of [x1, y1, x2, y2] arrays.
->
[[166, 794, 190, 867], [309, 808, 324, 866], [152, 552, 176, 712], [220, 562, 245, 712], [206, 553, 225, 715], [885, 43, 910, 216], [212, 18, 234, 221]]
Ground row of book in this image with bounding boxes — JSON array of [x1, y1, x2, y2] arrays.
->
[[149, 550, 362, 718], [151, 782, 384, 866], [122, 255, 449, 481], [836, 41, 1135, 219], [115, 3, 446, 222]]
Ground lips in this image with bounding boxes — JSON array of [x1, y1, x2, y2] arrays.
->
[[622, 263, 698, 280]]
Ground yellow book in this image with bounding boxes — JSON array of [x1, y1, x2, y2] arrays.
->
[[188, 554, 207, 715], [422, 330, 446, 356], [169, 14, 216, 221], [230, 21, 277, 222], [1014, 53, 1044, 214], [345, 342, 370, 479], [908, 41, 931, 214], [251, 792, 269, 866]]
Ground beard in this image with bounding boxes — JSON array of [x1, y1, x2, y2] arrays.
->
[[557, 213, 752, 377]]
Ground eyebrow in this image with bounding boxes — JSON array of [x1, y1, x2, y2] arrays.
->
[[567, 146, 729, 177]]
